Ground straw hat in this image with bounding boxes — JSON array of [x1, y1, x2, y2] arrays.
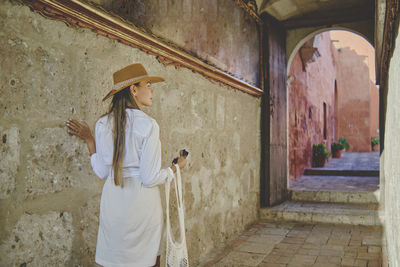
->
[[102, 63, 165, 101]]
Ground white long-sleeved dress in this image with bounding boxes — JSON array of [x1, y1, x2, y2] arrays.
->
[[90, 109, 174, 267]]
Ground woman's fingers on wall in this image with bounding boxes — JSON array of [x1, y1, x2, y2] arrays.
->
[[66, 119, 81, 129], [65, 119, 85, 138]]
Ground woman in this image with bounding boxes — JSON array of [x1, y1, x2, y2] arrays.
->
[[66, 63, 187, 267]]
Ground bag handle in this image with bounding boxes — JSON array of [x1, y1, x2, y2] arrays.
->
[[165, 164, 186, 243]]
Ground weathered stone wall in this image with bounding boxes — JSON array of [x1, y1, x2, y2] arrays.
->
[[288, 33, 337, 180], [94, 0, 260, 86], [0, 1, 261, 266], [382, 22, 400, 267]]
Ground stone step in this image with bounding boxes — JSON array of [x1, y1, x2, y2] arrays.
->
[[303, 168, 379, 176], [260, 201, 382, 226], [289, 189, 380, 204]]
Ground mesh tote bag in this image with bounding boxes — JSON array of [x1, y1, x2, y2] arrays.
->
[[165, 165, 189, 267]]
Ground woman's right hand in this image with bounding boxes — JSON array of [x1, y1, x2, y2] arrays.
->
[[171, 156, 187, 173], [177, 156, 187, 170]]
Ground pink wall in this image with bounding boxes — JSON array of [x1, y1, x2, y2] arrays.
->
[[330, 31, 379, 152], [289, 33, 337, 180]]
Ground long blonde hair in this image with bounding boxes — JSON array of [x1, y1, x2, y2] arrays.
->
[[109, 85, 140, 186]]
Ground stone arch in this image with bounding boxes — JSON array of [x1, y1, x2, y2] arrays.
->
[[287, 27, 374, 74]]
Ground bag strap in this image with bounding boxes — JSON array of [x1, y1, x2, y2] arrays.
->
[[175, 165, 183, 208], [165, 165, 186, 243]]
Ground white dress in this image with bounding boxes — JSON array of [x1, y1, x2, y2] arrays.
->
[[90, 109, 174, 267]]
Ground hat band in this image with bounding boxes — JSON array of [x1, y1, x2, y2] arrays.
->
[[112, 75, 149, 90]]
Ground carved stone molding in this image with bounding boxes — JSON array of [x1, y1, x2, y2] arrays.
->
[[235, 0, 263, 25], [20, 0, 263, 97], [379, 0, 400, 87]]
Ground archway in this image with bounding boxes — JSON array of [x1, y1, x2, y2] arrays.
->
[[286, 29, 379, 192], [287, 27, 374, 74]]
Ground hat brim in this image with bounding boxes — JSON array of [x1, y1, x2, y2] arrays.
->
[[102, 76, 165, 101]]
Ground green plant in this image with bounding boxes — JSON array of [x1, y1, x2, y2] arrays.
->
[[313, 143, 330, 159], [338, 137, 349, 149], [371, 136, 380, 146], [312, 143, 330, 167], [331, 141, 344, 152]]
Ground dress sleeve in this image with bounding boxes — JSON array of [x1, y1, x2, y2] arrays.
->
[[139, 121, 174, 187], [90, 121, 111, 179]]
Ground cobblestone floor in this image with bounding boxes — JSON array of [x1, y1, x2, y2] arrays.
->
[[289, 152, 380, 192], [322, 152, 380, 171], [289, 175, 379, 192], [202, 221, 382, 267]]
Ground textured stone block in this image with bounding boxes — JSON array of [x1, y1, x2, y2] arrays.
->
[[316, 255, 341, 264], [215, 250, 265, 266], [368, 246, 381, 253], [257, 227, 289, 236], [25, 127, 93, 198], [247, 234, 284, 245], [362, 236, 382, 246], [288, 254, 317, 265], [0, 211, 74, 266], [79, 195, 100, 260], [258, 262, 287, 267], [234, 241, 274, 254], [0, 126, 20, 199], [341, 257, 356, 266]]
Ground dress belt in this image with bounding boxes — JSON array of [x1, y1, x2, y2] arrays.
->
[[108, 167, 141, 180]]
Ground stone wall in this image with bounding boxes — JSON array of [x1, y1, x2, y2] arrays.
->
[[382, 21, 400, 267], [95, 0, 260, 86], [0, 1, 261, 265], [288, 33, 337, 180]]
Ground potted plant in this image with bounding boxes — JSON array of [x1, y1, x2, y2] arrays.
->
[[331, 141, 344, 158], [371, 136, 380, 152], [331, 137, 350, 158], [312, 143, 330, 167], [338, 137, 350, 151]]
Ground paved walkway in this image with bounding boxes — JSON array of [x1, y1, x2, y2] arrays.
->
[[202, 221, 382, 267], [290, 153, 380, 192], [200, 153, 383, 266], [322, 152, 379, 171], [289, 175, 379, 192]]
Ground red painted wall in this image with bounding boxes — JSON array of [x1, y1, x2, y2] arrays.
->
[[289, 33, 337, 180]]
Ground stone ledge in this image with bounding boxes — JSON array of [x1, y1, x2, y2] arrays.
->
[[289, 190, 380, 204], [260, 201, 381, 226], [303, 169, 379, 176]]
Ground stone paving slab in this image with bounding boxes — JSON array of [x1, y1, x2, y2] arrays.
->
[[200, 221, 383, 267]]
